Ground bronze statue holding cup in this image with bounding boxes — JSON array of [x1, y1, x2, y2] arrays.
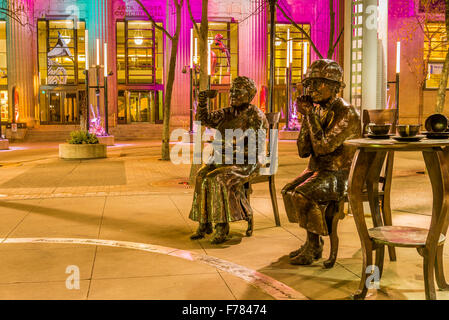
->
[[189, 76, 268, 244]]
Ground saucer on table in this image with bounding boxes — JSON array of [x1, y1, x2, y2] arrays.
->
[[392, 135, 425, 142], [366, 133, 393, 139], [423, 131, 449, 139]]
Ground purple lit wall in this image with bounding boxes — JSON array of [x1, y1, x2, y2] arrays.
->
[[388, 0, 449, 123]]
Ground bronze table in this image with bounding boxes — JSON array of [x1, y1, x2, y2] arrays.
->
[[345, 138, 449, 300]]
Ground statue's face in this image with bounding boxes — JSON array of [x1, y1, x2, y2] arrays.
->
[[230, 83, 251, 107], [304, 78, 334, 104]]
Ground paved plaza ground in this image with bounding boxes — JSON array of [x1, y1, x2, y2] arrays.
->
[[0, 140, 448, 300]]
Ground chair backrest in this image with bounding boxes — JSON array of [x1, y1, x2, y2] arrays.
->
[[362, 109, 397, 134], [265, 112, 280, 155], [362, 109, 396, 191]]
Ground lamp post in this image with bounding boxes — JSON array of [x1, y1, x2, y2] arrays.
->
[[104, 42, 109, 134], [395, 41, 400, 127], [268, 0, 277, 113], [85, 38, 109, 135], [387, 41, 400, 128], [84, 29, 90, 132], [285, 28, 293, 130]]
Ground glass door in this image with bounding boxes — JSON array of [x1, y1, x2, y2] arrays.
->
[[39, 90, 79, 124], [49, 92, 62, 123]]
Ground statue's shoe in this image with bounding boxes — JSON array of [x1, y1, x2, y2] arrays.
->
[[190, 223, 213, 240], [290, 242, 323, 265], [211, 223, 230, 244], [289, 238, 324, 258]]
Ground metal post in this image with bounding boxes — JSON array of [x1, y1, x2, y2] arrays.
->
[[189, 67, 193, 133], [395, 73, 400, 126], [0, 101, 2, 138], [268, 0, 277, 113], [96, 65, 101, 130], [85, 70, 90, 132], [285, 67, 290, 130], [104, 73, 109, 134]]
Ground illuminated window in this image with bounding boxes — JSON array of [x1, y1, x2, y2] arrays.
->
[[268, 24, 311, 85], [0, 21, 7, 122], [37, 20, 86, 85], [192, 22, 238, 86], [116, 20, 163, 85], [0, 21, 7, 86], [424, 22, 449, 88], [267, 23, 311, 114], [190, 22, 238, 110]]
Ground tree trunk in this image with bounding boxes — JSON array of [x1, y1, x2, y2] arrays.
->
[[435, 0, 449, 113], [419, 82, 425, 126], [189, 0, 208, 185], [161, 2, 182, 161], [327, 0, 335, 59], [199, 1, 209, 91]]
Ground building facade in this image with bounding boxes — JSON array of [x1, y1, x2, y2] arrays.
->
[[1, 0, 343, 139]]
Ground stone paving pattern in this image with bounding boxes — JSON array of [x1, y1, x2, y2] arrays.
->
[[0, 140, 447, 300]]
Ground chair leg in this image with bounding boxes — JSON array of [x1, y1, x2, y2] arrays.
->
[[268, 176, 281, 227], [381, 197, 397, 261], [323, 202, 344, 269], [245, 182, 253, 236], [375, 246, 385, 280]]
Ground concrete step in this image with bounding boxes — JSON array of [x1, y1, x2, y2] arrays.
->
[[25, 124, 185, 141]]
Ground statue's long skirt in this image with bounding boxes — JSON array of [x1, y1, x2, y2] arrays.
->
[[189, 164, 258, 224], [282, 169, 349, 235]]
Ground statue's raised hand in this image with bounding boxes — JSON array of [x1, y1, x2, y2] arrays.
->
[[297, 95, 313, 115], [198, 91, 208, 106]]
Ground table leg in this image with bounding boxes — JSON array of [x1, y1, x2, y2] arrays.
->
[[366, 151, 387, 280], [349, 149, 377, 300], [382, 151, 397, 261], [422, 149, 449, 299], [434, 148, 449, 291]]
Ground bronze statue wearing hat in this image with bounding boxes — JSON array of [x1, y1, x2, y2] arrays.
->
[[282, 59, 360, 265], [189, 76, 269, 244]]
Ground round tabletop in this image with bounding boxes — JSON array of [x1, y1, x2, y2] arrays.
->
[[345, 138, 449, 151]]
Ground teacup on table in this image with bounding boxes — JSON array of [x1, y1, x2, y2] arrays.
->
[[397, 124, 420, 137], [367, 123, 391, 136]]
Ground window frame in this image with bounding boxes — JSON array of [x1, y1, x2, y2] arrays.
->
[[116, 19, 164, 85], [37, 18, 86, 86]]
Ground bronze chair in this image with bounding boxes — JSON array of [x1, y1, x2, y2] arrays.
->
[[323, 109, 398, 269], [245, 112, 281, 236]]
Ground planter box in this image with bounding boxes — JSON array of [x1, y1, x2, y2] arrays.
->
[[279, 130, 299, 140], [0, 139, 9, 150], [59, 143, 107, 160], [97, 135, 115, 146]]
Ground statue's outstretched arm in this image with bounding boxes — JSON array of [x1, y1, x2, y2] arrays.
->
[[197, 91, 225, 129]]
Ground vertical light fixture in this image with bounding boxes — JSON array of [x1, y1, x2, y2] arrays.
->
[[96, 38, 100, 66], [190, 29, 193, 69], [289, 33, 293, 66], [395, 41, 400, 127], [194, 38, 198, 64], [286, 28, 290, 68], [104, 43, 108, 77], [207, 40, 212, 76], [85, 29, 89, 70], [396, 41, 401, 74]]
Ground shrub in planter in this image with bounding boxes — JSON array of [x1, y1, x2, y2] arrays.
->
[[59, 130, 106, 159], [68, 130, 99, 144]]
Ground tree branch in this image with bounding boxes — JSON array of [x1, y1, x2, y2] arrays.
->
[[186, 0, 200, 35], [133, 0, 173, 40], [331, 27, 344, 54], [276, 3, 323, 59]]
